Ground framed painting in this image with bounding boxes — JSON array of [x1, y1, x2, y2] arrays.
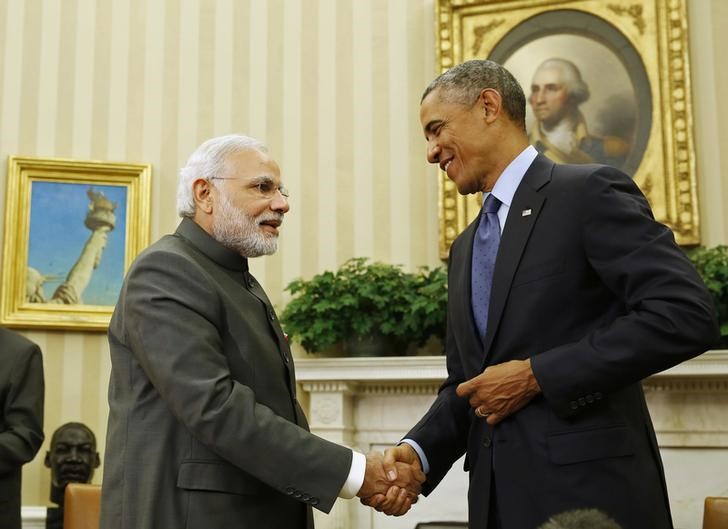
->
[[435, 0, 698, 258], [1, 156, 151, 330]]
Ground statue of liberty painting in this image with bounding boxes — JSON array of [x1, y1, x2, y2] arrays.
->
[[25, 183, 126, 306]]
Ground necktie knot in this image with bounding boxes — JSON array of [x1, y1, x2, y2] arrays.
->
[[484, 193, 501, 215]]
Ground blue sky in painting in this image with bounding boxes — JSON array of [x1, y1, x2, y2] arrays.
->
[[27, 181, 128, 306]]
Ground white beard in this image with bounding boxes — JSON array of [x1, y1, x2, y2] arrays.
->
[[212, 191, 281, 257]]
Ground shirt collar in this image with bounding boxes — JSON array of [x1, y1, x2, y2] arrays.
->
[[485, 145, 539, 207]]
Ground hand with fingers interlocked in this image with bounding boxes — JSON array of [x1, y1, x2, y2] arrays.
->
[[357, 449, 425, 516], [359, 444, 425, 516]]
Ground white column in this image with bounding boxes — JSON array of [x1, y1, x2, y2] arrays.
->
[[303, 381, 358, 529]]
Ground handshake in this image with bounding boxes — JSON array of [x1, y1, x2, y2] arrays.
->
[[356, 444, 426, 516]]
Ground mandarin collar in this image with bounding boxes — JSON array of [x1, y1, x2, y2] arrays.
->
[[175, 217, 249, 272]]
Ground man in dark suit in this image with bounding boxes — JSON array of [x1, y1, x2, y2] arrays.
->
[[368, 60, 719, 528], [100, 134, 423, 529], [0, 328, 45, 529]]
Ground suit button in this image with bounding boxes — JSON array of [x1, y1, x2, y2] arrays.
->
[[311, 498, 319, 506], [578, 397, 586, 406], [302, 494, 311, 502], [268, 308, 276, 321], [294, 492, 302, 499], [570, 401, 578, 410], [483, 436, 492, 448], [595, 392, 603, 400], [285, 487, 295, 495], [586, 394, 594, 403]]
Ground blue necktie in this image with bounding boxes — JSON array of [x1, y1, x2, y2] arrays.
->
[[471, 194, 501, 340]]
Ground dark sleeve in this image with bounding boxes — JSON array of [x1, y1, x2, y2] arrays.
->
[[0, 342, 45, 474], [118, 251, 351, 512], [531, 166, 720, 416], [405, 251, 471, 493]]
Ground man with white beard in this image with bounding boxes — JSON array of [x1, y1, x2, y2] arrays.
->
[[100, 135, 424, 529]]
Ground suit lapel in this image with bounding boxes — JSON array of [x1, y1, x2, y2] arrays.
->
[[481, 155, 553, 360]]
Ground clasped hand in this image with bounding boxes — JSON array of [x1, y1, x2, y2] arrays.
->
[[455, 358, 541, 425], [357, 445, 425, 516]]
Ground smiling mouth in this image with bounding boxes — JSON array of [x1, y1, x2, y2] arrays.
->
[[440, 159, 453, 172], [259, 218, 282, 235]]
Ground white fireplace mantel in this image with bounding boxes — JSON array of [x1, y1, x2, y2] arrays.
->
[[297, 350, 728, 382]]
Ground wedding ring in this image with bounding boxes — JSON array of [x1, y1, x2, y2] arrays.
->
[[475, 406, 490, 418]]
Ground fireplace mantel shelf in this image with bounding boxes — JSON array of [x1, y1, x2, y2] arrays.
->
[[295, 350, 728, 383]]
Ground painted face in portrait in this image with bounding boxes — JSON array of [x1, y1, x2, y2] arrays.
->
[[45, 425, 100, 490], [211, 149, 290, 257], [420, 88, 496, 195], [529, 67, 571, 129]]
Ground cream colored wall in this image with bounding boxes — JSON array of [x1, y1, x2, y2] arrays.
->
[[690, 0, 728, 244], [0, 0, 725, 509]]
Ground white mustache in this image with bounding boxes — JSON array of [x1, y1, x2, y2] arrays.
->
[[256, 213, 284, 226]]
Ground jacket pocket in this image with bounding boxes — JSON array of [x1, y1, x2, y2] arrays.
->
[[547, 425, 634, 465], [177, 460, 267, 496]]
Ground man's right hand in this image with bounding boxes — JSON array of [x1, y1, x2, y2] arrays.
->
[[359, 445, 425, 516], [357, 449, 425, 516]]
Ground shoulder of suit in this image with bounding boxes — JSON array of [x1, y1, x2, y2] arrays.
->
[[551, 161, 604, 178], [131, 233, 199, 265], [0, 328, 40, 358], [547, 162, 630, 190]]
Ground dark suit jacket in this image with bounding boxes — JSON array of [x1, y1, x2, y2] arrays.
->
[[0, 328, 45, 529], [407, 156, 719, 529], [100, 219, 352, 529]]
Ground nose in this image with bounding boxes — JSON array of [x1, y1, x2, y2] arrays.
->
[[65, 447, 83, 462], [426, 139, 441, 164], [270, 190, 290, 213]]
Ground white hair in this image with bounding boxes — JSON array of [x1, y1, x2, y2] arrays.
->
[[176, 134, 267, 218], [533, 58, 590, 105]]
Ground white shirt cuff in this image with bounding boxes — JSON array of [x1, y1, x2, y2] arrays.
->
[[338, 450, 366, 499], [401, 439, 430, 474]]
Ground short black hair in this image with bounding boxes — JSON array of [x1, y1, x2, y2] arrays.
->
[[422, 60, 526, 131]]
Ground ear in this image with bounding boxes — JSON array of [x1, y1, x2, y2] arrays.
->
[[192, 178, 214, 214], [44, 452, 51, 468], [94, 453, 101, 468], [479, 88, 502, 124]]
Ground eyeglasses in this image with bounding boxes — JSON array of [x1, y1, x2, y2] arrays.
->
[[210, 177, 290, 199]]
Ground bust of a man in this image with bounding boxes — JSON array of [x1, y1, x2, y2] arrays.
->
[[44, 422, 100, 506]]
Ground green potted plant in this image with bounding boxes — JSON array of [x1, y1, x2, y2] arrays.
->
[[280, 258, 447, 356], [687, 245, 728, 347]]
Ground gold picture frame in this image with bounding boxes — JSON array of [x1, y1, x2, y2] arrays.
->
[[1, 156, 151, 330], [436, 0, 698, 259]]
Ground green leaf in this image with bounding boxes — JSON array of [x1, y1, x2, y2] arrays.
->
[[280, 258, 448, 354]]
